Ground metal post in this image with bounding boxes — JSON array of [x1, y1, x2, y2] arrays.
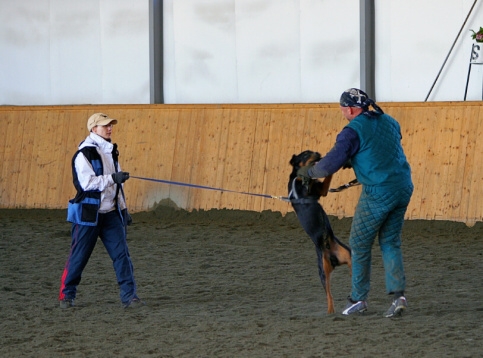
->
[[149, 0, 164, 104], [360, 0, 375, 100]]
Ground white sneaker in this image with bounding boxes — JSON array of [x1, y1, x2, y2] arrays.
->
[[342, 298, 368, 315], [384, 296, 407, 318]]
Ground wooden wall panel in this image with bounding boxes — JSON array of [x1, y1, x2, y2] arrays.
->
[[1, 102, 483, 225], [465, 106, 483, 226], [210, 109, 231, 210], [192, 108, 218, 211], [148, 108, 179, 209], [246, 109, 271, 212], [459, 106, 478, 222], [451, 106, 470, 221], [1, 111, 17, 206], [441, 107, 460, 220], [17, 111, 36, 207]]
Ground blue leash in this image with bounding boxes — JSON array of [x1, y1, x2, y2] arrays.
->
[[131, 176, 291, 202]]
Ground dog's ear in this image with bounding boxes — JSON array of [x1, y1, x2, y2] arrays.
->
[[289, 154, 297, 166]]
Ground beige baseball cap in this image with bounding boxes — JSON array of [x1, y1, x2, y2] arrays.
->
[[87, 113, 118, 131]]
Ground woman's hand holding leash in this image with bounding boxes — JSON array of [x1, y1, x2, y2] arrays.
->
[[112, 172, 130, 184]]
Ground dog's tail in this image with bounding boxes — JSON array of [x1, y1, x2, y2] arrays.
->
[[333, 235, 351, 254], [327, 233, 351, 268]]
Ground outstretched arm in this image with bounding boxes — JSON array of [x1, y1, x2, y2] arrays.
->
[[309, 127, 360, 178]]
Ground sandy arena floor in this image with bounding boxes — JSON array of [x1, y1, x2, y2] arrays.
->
[[1, 206, 483, 357]]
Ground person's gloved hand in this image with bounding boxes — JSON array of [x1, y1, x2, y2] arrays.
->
[[297, 164, 314, 186], [112, 171, 130, 184]]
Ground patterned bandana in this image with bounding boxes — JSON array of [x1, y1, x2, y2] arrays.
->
[[339, 88, 384, 116], [340, 88, 369, 107]]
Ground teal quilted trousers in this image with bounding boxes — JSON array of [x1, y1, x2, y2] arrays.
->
[[349, 184, 414, 301]]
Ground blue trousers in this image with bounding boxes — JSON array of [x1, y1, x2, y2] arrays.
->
[[59, 210, 137, 304], [349, 184, 413, 301]]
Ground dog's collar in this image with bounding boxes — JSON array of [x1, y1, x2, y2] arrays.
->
[[289, 177, 318, 204], [288, 178, 299, 199]]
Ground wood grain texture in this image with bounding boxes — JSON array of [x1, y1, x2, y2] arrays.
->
[[1, 102, 482, 224]]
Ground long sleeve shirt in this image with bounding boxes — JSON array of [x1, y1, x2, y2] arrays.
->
[[74, 133, 126, 213], [309, 127, 360, 178]]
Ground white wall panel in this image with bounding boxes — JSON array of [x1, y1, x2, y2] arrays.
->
[[0, 1, 51, 105], [50, 0, 103, 104], [375, 0, 483, 102], [164, 0, 359, 104], [299, 0, 359, 103], [1, 0, 483, 104], [0, 0, 149, 105], [100, 0, 150, 104], [170, 0, 238, 103], [235, 0, 301, 103]]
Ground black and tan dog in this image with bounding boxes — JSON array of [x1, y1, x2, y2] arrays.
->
[[288, 150, 352, 314]]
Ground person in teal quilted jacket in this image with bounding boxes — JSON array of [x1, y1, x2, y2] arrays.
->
[[297, 88, 413, 318]]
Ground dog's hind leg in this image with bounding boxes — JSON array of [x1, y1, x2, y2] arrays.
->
[[315, 246, 327, 289], [322, 254, 335, 314], [330, 235, 352, 273], [323, 215, 352, 271], [315, 244, 336, 314]]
